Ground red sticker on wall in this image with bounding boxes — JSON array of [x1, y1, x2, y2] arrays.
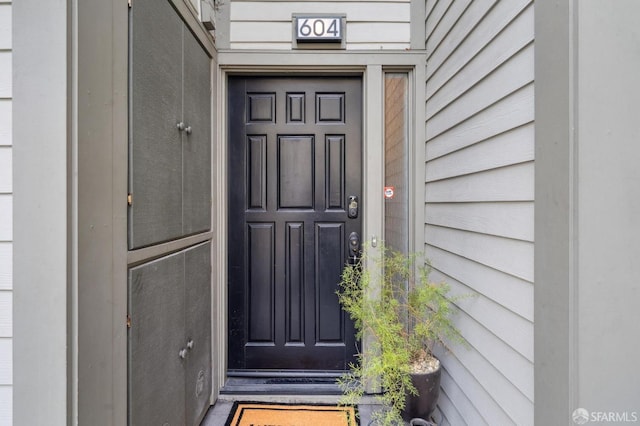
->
[[384, 186, 395, 199]]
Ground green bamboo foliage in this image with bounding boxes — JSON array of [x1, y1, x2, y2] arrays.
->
[[337, 245, 466, 425]]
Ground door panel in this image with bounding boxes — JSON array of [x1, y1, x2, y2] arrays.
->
[[326, 136, 345, 210], [278, 136, 315, 209], [228, 77, 362, 371], [315, 223, 345, 343], [247, 135, 267, 210], [286, 222, 304, 344], [247, 223, 275, 343]]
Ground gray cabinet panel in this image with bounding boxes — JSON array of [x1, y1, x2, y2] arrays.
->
[[184, 242, 212, 426], [128, 242, 212, 426], [130, 0, 183, 248], [183, 30, 212, 235], [129, 0, 212, 249], [128, 252, 186, 426]]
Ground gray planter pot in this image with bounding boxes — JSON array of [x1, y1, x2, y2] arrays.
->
[[401, 362, 442, 422]]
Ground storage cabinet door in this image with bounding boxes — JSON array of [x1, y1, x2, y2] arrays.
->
[[129, 0, 183, 248], [128, 252, 186, 426], [182, 29, 212, 236], [184, 242, 212, 425]]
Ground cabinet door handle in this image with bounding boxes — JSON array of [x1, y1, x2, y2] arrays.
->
[[178, 348, 187, 359], [185, 126, 192, 135], [177, 121, 186, 131], [187, 339, 194, 350]]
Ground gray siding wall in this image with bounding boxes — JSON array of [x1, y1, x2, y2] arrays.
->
[[535, 1, 640, 422], [13, 0, 72, 423], [228, 0, 411, 50], [424, 1, 534, 424], [0, 1, 11, 424]]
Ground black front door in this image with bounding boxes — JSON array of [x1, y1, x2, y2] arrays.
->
[[228, 76, 362, 371]]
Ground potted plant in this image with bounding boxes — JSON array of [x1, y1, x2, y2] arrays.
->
[[336, 245, 465, 425]]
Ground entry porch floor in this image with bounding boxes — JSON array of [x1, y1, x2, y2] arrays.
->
[[201, 395, 383, 426]]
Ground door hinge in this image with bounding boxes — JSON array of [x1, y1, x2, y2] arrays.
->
[[126, 314, 132, 329], [127, 193, 133, 206]]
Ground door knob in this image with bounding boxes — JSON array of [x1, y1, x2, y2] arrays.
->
[[348, 232, 360, 264], [177, 122, 192, 134], [349, 232, 360, 254]]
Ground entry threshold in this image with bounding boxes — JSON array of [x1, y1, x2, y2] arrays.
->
[[221, 370, 344, 395]]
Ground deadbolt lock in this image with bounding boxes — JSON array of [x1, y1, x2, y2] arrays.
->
[[348, 195, 359, 219]]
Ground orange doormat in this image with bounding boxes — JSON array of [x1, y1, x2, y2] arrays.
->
[[225, 402, 358, 426]]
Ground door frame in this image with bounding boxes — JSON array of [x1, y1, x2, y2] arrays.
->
[[213, 51, 427, 398]]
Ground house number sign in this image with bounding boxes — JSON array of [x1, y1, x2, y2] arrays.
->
[[295, 16, 343, 42]]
